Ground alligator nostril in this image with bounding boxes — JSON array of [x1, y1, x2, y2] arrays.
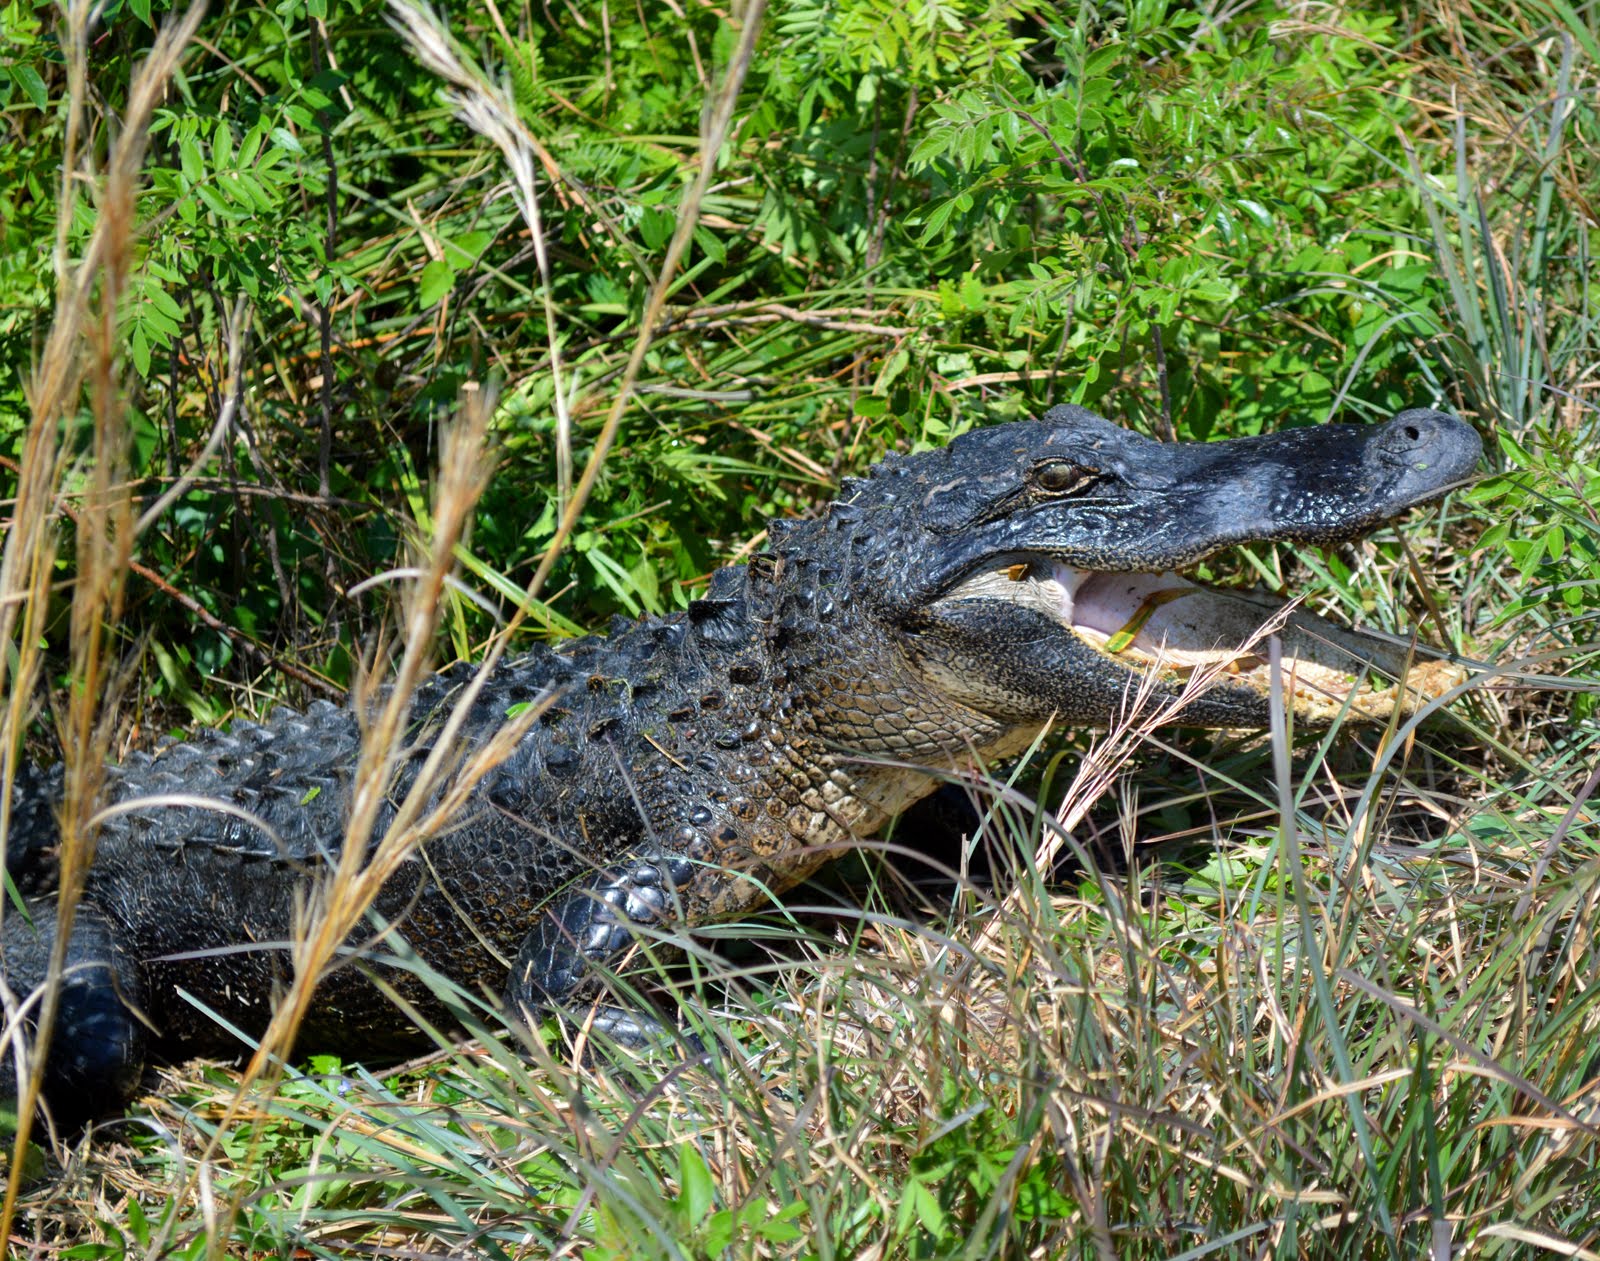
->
[[1404, 425, 1421, 442]]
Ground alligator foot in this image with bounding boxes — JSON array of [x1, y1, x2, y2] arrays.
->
[[510, 855, 712, 1061]]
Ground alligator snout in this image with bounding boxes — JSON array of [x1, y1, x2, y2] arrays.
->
[[1367, 409, 1483, 505]]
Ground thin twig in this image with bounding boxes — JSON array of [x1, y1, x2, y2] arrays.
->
[[127, 555, 344, 698], [134, 296, 250, 536]]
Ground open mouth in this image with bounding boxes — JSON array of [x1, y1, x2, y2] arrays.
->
[[945, 559, 1466, 723]]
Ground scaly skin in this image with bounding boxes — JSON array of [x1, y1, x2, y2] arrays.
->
[[1, 405, 1481, 1123]]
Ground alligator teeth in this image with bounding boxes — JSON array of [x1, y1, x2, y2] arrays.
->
[[1048, 561, 1089, 623]]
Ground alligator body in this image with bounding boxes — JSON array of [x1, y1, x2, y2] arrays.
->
[[2, 406, 1480, 1122]]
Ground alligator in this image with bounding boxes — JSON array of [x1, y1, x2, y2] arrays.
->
[[1, 405, 1481, 1124]]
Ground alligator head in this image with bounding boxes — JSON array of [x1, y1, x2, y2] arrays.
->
[[763, 406, 1480, 770]]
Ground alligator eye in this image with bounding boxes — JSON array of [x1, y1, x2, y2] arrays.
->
[[1032, 460, 1095, 495]]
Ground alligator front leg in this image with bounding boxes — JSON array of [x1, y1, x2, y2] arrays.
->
[[504, 713, 855, 1049], [509, 854, 707, 1049]]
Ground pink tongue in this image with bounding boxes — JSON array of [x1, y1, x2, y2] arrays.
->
[[1071, 572, 1194, 640]]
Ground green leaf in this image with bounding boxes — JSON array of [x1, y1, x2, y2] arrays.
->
[[898, 1177, 945, 1238], [585, 547, 642, 615], [702, 1208, 735, 1255], [146, 283, 183, 323], [797, 79, 821, 132], [692, 223, 726, 264], [909, 130, 950, 167], [231, 171, 276, 211], [1234, 198, 1274, 229], [918, 197, 958, 244], [1497, 431, 1534, 465], [640, 206, 675, 250], [1212, 201, 1235, 243], [441, 231, 494, 268], [676, 1144, 715, 1227], [1465, 476, 1516, 505], [62, 1234, 126, 1259], [238, 126, 263, 169], [1476, 522, 1511, 550], [13, 64, 47, 111], [758, 1200, 807, 1242], [212, 121, 234, 175], [129, 326, 151, 377], [179, 135, 204, 185], [124, 1196, 150, 1246], [194, 183, 237, 219], [418, 258, 456, 306]]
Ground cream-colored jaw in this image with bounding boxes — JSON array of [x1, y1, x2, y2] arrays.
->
[[946, 561, 1466, 721]]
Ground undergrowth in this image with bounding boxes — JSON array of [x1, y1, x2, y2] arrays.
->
[[1, 0, 1597, 1256]]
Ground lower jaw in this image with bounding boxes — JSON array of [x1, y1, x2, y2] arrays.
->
[[1070, 572, 1466, 722]]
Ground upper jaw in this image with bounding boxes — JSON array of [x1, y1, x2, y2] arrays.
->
[[924, 410, 1483, 586]]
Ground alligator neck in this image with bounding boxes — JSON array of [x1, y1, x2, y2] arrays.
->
[[747, 518, 1016, 767]]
